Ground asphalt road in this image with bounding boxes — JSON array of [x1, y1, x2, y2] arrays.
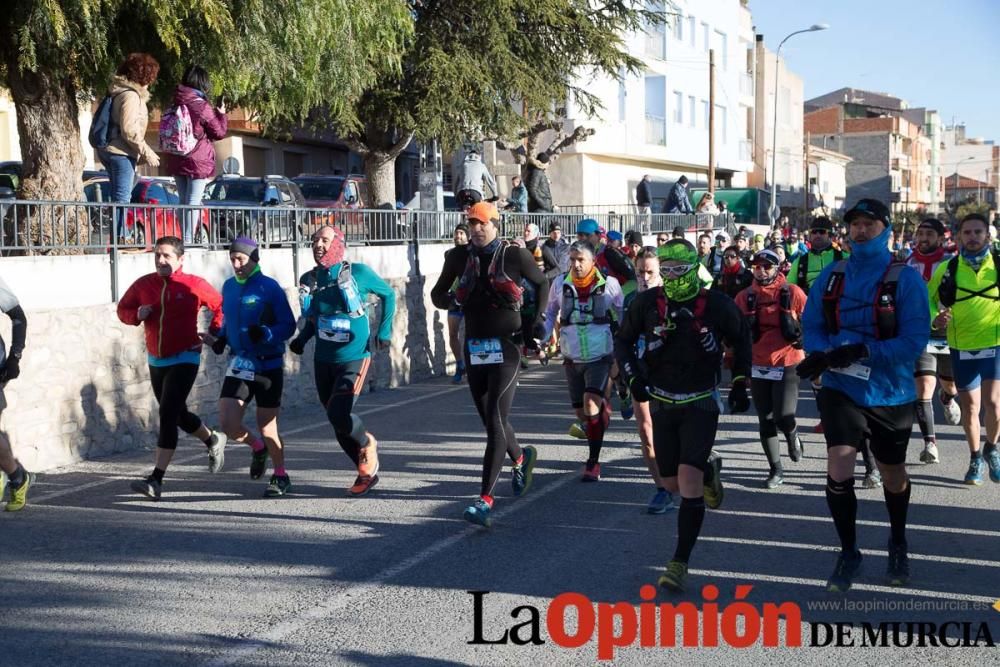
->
[[2, 362, 998, 666]]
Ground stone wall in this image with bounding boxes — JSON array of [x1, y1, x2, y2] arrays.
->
[[0, 243, 457, 471]]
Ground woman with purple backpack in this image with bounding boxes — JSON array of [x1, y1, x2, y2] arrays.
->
[[164, 65, 228, 244]]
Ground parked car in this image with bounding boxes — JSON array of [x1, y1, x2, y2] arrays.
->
[[292, 173, 379, 241], [204, 175, 306, 245], [404, 190, 464, 239]]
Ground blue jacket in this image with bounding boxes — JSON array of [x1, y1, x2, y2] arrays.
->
[[802, 226, 929, 407], [221, 268, 296, 371]]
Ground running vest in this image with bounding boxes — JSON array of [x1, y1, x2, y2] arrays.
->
[[559, 273, 614, 361], [937, 249, 1000, 308], [797, 248, 843, 287], [559, 274, 611, 326], [334, 261, 366, 318], [454, 241, 524, 311], [745, 284, 800, 345], [821, 260, 906, 340]]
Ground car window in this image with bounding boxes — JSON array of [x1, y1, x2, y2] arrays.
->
[[294, 178, 344, 201], [278, 183, 293, 204], [207, 180, 266, 202], [263, 185, 280, 204], [355, 180, 369, 206], [343, 182, 358, 203]]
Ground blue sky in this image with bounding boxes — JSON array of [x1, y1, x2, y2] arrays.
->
[[749, 0, 1000, 140]]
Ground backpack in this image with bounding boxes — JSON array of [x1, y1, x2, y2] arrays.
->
[[88, 91, 132, 150], [745, 285, 801, 346], [821, 260, 907, 340], [454, 242, 524, 311], [937, 249, 1000, 308], [600, 245, 637, 283], [159, 104, 198, 156], [559, 273, 612, 327], [797, 248, 844, 288]]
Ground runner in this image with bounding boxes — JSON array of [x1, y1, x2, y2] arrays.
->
[[906, 217, 960, 464], [799, 198, 929, 591], [711, 245, 752, 299], [215, 237, 296, 497], [539, 240, 624, 481], [734, 249, 807, 488], [0, 274, 32, 511], [119, 236, 226, 500], [615, 239, 752, 591], [788, 216, 845, 290], [430, 202, 549, 527], [928, 213, 1000, 485], [290, 225, 396, 496], [446, 223, 469, 383]]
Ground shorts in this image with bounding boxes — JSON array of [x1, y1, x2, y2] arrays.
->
[[816, 388, 914, 466], [315, 357, 370, 406], [649, 397, 719, 477], [448, 310, 463, 319], [950, 346, 1000, 391], [564, 356, 612, 408], [220, 368, 284, 408], [914, 348, 953, 378]]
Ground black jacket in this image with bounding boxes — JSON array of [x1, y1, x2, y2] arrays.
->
[[636, 180, 652, 207], [526, 166, 553, 212]]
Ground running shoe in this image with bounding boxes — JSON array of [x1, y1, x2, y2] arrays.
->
[[620, 402, 634, 421], [5, 472, 35, 512], [582, 461, 601, 482], [964, 457, 985, 485], [265, 474, 291, 497], [130, 475, 162, 501], [984, 446, 1000, 483], [463, 498, 492, 527], [787, 435, 802, 463], [826, 550, 863, 593], [703, 451, 724, 509], [511, 446, 538, 497], [657, 560, 689, 592], [919, 441, 940, 464], [207, 431, 227, 474], [348, 473, 379, 497], [452, 362, 465, 384], [647, 489, 677, 514], [250, 447, 268, 480], [862, 468, 882, 489], [939, 390, 961, 426], [567, 422, 586, 439], [885, 540, 910, 587], [359, 433, 380, 478], [765, 469, 784, 489]]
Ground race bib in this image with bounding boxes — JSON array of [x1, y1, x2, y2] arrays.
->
[[318, 315, 352, 343], [829, 363, 871, 381], [226, 356, 257, 382], [468, 338, 504, 365], [959, 348, 997, 361], [926, 339, 950, 354], [752, 365, 784, 381]]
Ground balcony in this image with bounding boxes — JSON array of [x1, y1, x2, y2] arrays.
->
[[739, 72, 753, 96], [645, 114, 666, 146]]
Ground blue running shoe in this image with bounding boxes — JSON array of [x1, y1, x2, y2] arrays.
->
[[984, 446, 1000, 483], [964, 457, 986, 485], [511, 446, 538, 497], [452, 362, 465, 384], [647, 489, 677, 514], [463, 499, 492, 527], [620, 403, 634, 420]]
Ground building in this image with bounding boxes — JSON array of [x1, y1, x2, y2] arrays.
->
[[944, 173, 996, 209], [807, 145, 851, 214], [941, 124, 998, 213]]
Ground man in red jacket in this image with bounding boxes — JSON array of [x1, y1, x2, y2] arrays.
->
[[117, 236, 226, 500]]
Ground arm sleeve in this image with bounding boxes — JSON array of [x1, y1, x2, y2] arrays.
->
[[801, 265, 836, 353], [116, 279, 143, 326], [358, 264, 396, 342], [717, 295, 752, 380], [431, 250, 462, 310], [519, 248, 549, 320], [5, 305, 26, 355], [865, 269, 930, 366], [541, 277, 561, 341]]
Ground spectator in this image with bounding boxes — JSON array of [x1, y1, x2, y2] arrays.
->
[[695, 192, 720, 215], [624, 230, 644, 258], [672, 225, 686, 240], [101, 53, 161, 242], [455, 150, 498, 208], [656, 232, 670, 246], [526, 154, 554, 213], [664, 175, 693, 214], [506, 175, 528, 213], [636, 174, 653, 232], [165, 65, 228, 245], [607, 230, 624, 250], [541, 221, 570, 280]]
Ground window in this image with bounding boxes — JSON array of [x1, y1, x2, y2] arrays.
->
[[715, 104, 727, 143], [674, 91, 683, 124], [688, 16, 696, 47], [644, 75, 666, 145], [702, 100, 710, 128], [674, 16, 683, 41], [643, 1, 666, 59], [618, 74, 626, 122], [714, 30, 728, 69], [702, 22, 710, 52], [688, 96, 696, 127]]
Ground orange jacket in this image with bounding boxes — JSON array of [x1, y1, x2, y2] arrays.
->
[[734, 273, 807, 368]]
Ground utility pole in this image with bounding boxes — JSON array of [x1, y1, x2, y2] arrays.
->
[[803, 131, 810, 216], [708, 49, 715, 194]]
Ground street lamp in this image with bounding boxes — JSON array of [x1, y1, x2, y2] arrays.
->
[[768, 23, 829, 228]]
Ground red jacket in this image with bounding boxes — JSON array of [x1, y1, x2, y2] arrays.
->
[[165, 85, 228, 180], [117, 270, 223, 359], [734, 273, 807, 368]]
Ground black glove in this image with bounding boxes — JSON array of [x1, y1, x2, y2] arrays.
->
[[826, 343, 868, 369], [210, 336, 228, 355], [289, 336, 306, 355], [629, 377, 652, 403], [728, 378, 750, 413], [247, 325, 268, 344], [778, 312, 802, 344], [795, 351, 828, 379], [532, 320, 547, 344], [1, 355, 20, 383]]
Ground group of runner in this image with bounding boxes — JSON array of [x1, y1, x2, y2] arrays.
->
[[3, 196, 998, 598]]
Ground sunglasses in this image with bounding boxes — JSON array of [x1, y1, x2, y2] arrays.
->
[[660, 263, 695, 277], [724, 254, 739, 260], [810, 229, 829, 235]]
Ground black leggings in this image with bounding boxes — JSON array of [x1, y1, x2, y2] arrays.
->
[[149, 363, 203, 450], [465, 336, 523, 498], [315, 358, 372, 466], [750, 370, 800, 468]]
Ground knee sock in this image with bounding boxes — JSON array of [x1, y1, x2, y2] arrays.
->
[[673, 497, 706, 564], [826, 476, 858, 554], [761, 434, 782, 471], [250, 437, 266, 453], [585, 413, 605, 464], [915, 399, 935, 443], [883, 481, 911, 546], [274, 466, 287, 477], [151, 467, 166, 483]]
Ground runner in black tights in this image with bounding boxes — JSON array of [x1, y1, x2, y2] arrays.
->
[[431, 202, 549, 527]]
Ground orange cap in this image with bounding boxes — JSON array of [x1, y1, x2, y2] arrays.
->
[[467, 202, 500, 225]]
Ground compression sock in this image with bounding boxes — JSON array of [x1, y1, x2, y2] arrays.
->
[[672, 497, 706, 564], [585, 413, 605, 462], [916, 399, 935, 443], [151, 467, 166, 483], [250, 437, 266, 453], [883, 481, 911, 546], [274, 466, 287, 477], [826, 477, 858, 554]]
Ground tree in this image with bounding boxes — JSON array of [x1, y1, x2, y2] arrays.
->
[[0, 0, 411, 250], [337, 1, 664, 207], [496, 108, 596, 179]]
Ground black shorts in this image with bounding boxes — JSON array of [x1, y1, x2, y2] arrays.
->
[[649, 397, 720, 477], [220, 368, 285, 408], [816, 388, 914, 466]]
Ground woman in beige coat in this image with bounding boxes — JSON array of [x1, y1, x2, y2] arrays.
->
[[99, 53, 160, 240]]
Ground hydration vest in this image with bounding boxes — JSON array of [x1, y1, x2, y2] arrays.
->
[[797, 248, 844, 287], [937, 249, 1000, 308], [334, 261, 366, 318], [821, 260, 906, 340], [745, 284, 799, 344], [454, 242, 524, 311], [559, 273, 611, 327]]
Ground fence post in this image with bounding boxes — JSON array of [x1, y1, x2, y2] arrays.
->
[[110, 204, 120, 302], [410, 209, 421, 279], [291, 211, 300, 285]]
